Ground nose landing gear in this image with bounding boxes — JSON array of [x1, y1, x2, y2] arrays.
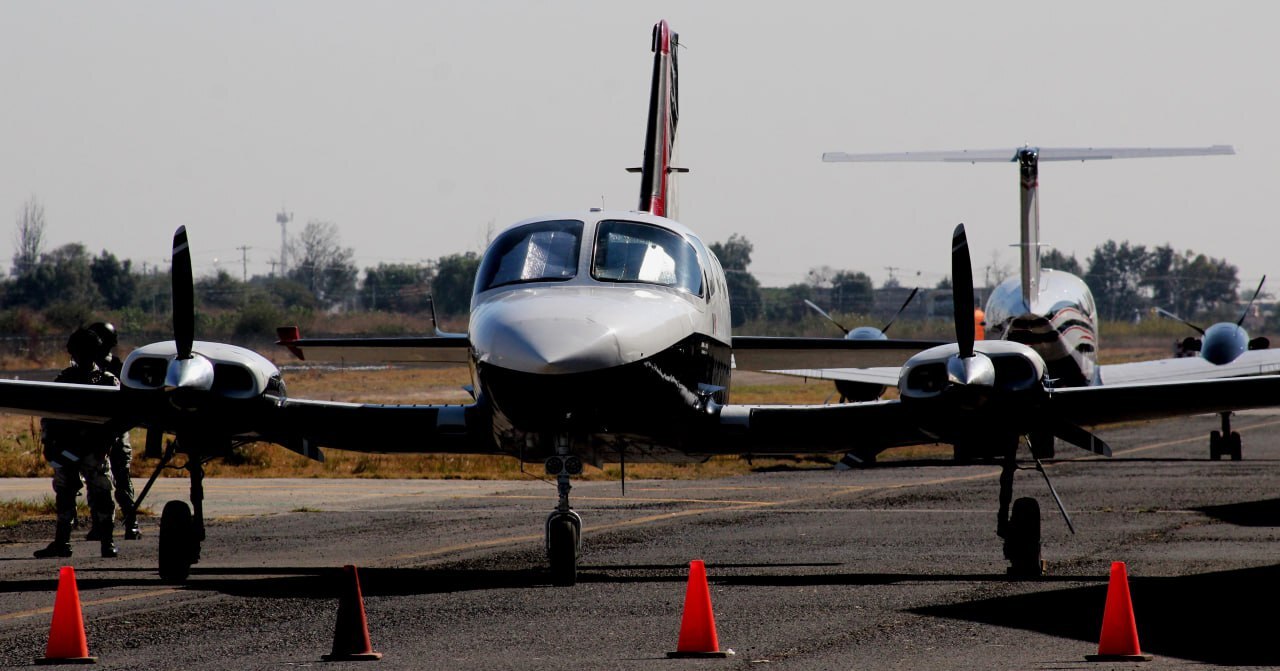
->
[[544, 444, 584, 587]]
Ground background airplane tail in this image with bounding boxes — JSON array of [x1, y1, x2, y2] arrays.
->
[[635, 20, 680, 217]]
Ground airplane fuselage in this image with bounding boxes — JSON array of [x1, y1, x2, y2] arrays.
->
[[467, 210, 732, 464], [984, 269, 1099, 387]]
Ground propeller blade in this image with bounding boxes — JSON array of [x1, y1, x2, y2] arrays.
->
[[1153, 307, 1206, 335], [880, 287, 920, 335], [804, 299, 850, 335], [951, 224, 975, 358], [1033, 455, 1076, 534], [1237, 274, 1267, 327], [172, 226, 195, 360]]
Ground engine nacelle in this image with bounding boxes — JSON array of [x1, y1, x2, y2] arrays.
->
[[122, 340, 285, 399]]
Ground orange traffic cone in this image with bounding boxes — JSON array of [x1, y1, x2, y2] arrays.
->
[[322, 565, 383, 662], [1085, 561, 1153, 662], [35, 566, 97, 665], [667, 560, 732, 658]]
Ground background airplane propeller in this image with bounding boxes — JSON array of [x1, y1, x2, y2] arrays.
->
[[804, 287, 919, 339]]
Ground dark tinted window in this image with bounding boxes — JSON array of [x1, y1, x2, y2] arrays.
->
[[591, 220, 703, 296], [476, 220, 583, 292]]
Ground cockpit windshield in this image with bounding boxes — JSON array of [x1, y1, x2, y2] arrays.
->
[[476, 220, 583, 292], [592, 220, 703, 296]]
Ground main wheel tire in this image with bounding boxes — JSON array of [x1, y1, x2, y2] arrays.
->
[[548, 516, 579, 587], [1006, 497, 1042, 578], [159, 500, 194, 583], [1229, 432, 1243, 461], [1209, 430, 1222, 461]]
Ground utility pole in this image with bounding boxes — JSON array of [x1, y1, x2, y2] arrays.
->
[[237, 245, 251, 306]]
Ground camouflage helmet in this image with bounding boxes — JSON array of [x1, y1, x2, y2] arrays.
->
[[66, 328, 104, 365], [87, 321, 118, 352]]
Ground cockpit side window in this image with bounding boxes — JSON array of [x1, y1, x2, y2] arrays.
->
[[476, 220, 584, 292], [591, 220, 703, 296]]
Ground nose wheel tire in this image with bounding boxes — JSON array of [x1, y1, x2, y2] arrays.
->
[[1004, 497, 1043, 577], [546, 512, 581, 587], [158, 500, 197, 583]]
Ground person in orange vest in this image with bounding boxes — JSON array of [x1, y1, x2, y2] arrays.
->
[[973, 307, 986, 341]]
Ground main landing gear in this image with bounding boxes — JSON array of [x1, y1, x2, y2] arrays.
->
[[135, 437, 208, 583], [995, 439, 1045, 578], [1210, 412, 1242, 461], [544, 434, 583, 587]]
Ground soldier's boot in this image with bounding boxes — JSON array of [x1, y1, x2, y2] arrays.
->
[[34, 520, 73, 559], [123, 513, 140, 540], [100, 525, 119, 558]]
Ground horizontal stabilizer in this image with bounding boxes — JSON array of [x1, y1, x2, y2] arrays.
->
[[824, 145, 1234, 163]]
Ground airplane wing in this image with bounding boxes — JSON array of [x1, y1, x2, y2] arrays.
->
[[763, 366, 902, 387], [1098, 350, 1280, 385], [0, 376, 495, 458], [701, 373, 1280, 458], [275, 330, 472, 365], [730, 337, 942, 371]]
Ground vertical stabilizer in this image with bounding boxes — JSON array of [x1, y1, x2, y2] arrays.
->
[[1016, 148, 1040, 310], [636, 20, 679, 217]]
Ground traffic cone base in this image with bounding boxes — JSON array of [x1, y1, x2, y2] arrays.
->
[[324, 565, 381, 663], [666, 650, 732, 659], [1084, 653, 1153, 662], [668, 560, 732, 658], [37, 566, 97, 665], [322, 651, 383, 662]]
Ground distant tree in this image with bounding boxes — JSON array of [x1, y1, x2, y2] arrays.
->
[[805, 265, 836, 289], [710, 234, 761, 326], [431, 252, 480, 317], [1139, 244, 1239, 318], [764, 283, 813, 322], [1084, 240, 1150, 320], [252, 276, 318, 310], [90, 251, 137, 309], [12, 196, 45, 277], [5, 243, 101, 310], [196, 269, 244, 309], [287, 220, 357, 308], [935, 276, 952, 290], [1040, 248, 1082, 276], [830, 270, 874, 314], [362, 262, 434, 312]]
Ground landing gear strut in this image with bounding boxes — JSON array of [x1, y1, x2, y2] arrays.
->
[[136, 437, 207, 582], [544, 434, 583, 587], [1209, 412, 1242, 461], [996, 442, 1043, 577]]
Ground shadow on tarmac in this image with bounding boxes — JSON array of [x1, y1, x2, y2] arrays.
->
[[915, 563, 1280, 666], [1197, 497, 1280, 526]]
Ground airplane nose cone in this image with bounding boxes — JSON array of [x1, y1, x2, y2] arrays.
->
[[480, 315, 620, 374], [471, 287, 698, 374]]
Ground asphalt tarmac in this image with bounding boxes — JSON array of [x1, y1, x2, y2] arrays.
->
[[3, 411, 1280, 669]]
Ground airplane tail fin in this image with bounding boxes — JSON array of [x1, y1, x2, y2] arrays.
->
[[1017, 149, 1041, 312], [824, 144, 1235, 309], [634, 20, 682, 217]]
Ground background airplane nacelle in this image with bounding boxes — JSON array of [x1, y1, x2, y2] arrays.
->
[[121, 341, 285, 400], [1198, 322, 1258, 365]]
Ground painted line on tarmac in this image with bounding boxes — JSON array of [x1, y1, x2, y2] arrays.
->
[[0, 588, 181, 622]]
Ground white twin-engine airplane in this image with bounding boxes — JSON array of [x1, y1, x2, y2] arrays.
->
[[6, 21, 1280, 583], [810, 144, 1280, 462]]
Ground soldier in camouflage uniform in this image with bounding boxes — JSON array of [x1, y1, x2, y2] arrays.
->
[[33, 328, 120, 559], [85, 321, 139, 540]]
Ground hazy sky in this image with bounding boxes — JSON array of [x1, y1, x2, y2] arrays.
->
[[2, 2, 1276, 293]]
